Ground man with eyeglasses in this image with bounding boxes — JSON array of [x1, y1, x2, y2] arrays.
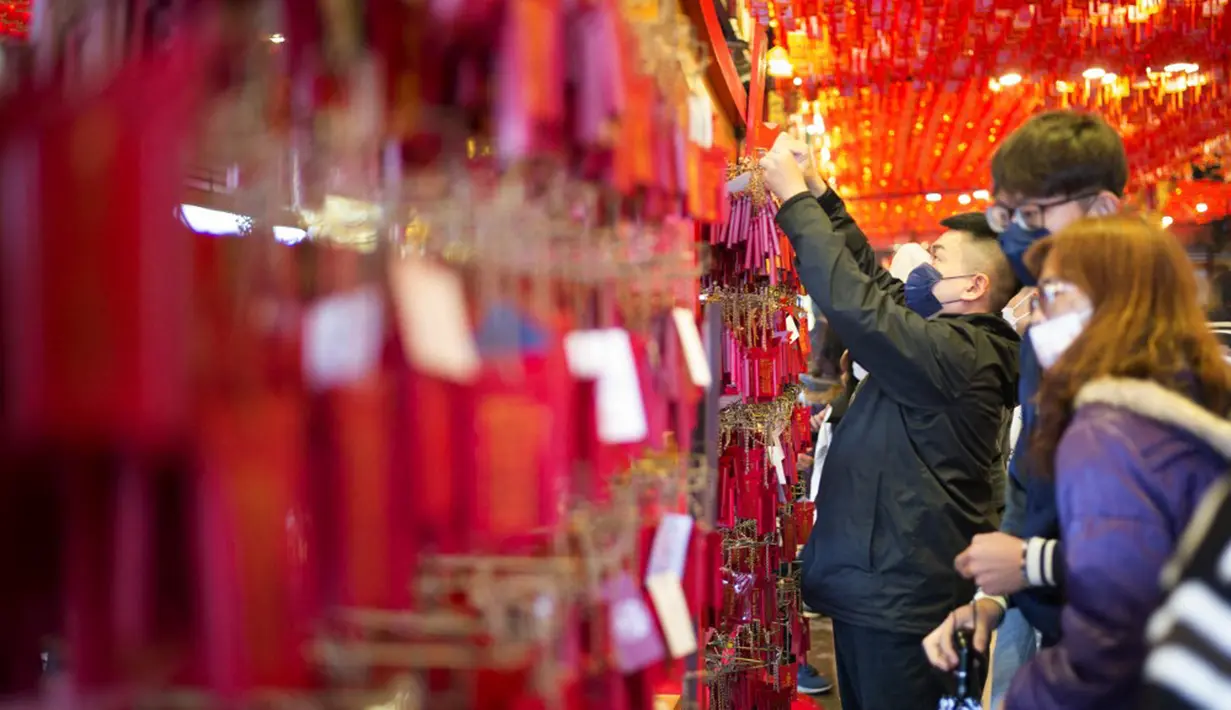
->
[[922, 110, 1127, 709]]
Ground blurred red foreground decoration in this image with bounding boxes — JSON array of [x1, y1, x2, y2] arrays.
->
[[0, 1, 30, 40], [776, 0, 1231, 245]]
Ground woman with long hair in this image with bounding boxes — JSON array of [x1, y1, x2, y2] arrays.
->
[[993, 216, 1231, 709]]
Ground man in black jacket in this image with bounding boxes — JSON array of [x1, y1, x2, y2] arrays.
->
[[759, 143, 1021, 710]]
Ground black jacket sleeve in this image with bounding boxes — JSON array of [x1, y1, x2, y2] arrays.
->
[[776, 192, 981, 407], [817, 189, 905, 305]]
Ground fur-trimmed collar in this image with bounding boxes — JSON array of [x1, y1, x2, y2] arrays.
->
[[1074, 378, 1231, 459]]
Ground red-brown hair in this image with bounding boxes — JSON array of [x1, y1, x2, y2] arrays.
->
[[1026, 216, 1231, 478]]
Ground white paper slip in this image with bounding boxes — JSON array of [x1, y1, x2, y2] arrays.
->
[[388, 257, 480, 383], [646, 514, 694, 579], [564, 328, 648, 444], [768, 442, 788, 486], [303, 286, 384, 391], [785, 315, 801, 344], [646, 573, 698, 658], [671, 307, 713, 388]]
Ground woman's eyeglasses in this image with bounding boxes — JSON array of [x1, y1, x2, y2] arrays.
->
[[1029, 280, 1089, 319]]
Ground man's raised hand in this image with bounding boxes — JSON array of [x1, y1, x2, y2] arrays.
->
[[770, 134, 828, 197], [758, 147, 810, 202]]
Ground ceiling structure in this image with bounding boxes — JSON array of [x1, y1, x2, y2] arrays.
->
[[775, 0, 1231, 244]]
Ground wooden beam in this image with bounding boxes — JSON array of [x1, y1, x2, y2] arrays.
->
[[680, 0, 747, 131]]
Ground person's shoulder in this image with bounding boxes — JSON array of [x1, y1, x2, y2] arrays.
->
[[1055, 405, 1166, 516], [942, 312, 1022, 346], [1059, 403, 1143, 462], [1062, 381, 1231, 492]]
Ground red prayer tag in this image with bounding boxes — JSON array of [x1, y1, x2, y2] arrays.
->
[[0, 32, 207, 447], [473, 380, 551, 541], [198, 391, 312, 691], [331, 375, 397, 609]]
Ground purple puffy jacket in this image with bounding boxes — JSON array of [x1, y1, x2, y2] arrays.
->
[[1004, 377, 1231, 710]]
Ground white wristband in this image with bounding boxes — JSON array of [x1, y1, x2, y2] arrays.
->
[[1024, 537, 1054, 587], [973, 589, 1009, 611]]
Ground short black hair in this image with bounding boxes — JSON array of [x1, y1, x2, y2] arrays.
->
[[939, 212, 1019, 311], [991, 110, 1128, 199], [939, 212, 997, 239]]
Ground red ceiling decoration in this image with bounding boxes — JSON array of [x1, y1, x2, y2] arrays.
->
[[774, 0, 1231, 244], [0, 1, 30, 40]]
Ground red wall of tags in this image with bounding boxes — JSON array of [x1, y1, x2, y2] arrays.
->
[[0, 2, 757, 709], [699, 166, 817, 708]]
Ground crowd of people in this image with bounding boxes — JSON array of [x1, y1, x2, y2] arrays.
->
[[763, 111, 1231, 710]]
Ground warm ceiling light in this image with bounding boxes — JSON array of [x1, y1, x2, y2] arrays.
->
[[273, 226, 308, 244], [268, 33, 286, 44], [1101, 72, 1118, 84], [1197, 203, 1209, 213], [998, 73, 1023, 87], [1164, 62, 1199, 74], [793, 77, 803, 86], [925, 193, 943, 203], [973, 189, 991, 201], [180, 205, 244, 235], [958, 194, 972, 205], [1055, 80, 1075, 93], [767, 46, 794, 78], [1161, 216, 1174, 227], [988, 79, 1002, 92], [1082, 67, 1107, 80]]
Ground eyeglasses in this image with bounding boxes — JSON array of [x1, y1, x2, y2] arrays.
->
[[986, 190, 1101, 233], [1029, 279, 1089, 319]]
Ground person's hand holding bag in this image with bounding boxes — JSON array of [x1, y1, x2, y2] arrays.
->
[[758, 145, 810, 203]]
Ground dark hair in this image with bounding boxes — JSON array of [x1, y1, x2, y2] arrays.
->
[[1026, 217, 1231, 478], [939, 212, 997, 239], [939, 212, 1019, 310], [991, 111, 1128, 199]]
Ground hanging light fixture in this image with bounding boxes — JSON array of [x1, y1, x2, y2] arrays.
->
[[1164, 62, 1199, 74], [767, 46, 794, 78]]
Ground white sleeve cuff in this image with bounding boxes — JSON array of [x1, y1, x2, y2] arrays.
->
[[973, 589, 1008, 610], [1024, 537, 1059, 587]]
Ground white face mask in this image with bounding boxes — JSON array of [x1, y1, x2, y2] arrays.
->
[[1030, 309, 1091, 369], [1002, 305, 1027, 330], [852, 362, 869, 381], [1002, 289, 1035, 331]]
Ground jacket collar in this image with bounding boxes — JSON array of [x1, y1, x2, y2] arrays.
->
[[1075, 378, 1231, 459]]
